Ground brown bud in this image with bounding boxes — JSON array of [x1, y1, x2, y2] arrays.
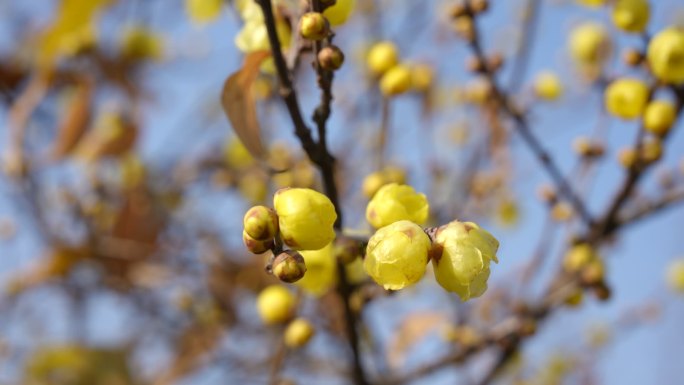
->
[[537, 183, 557, 203], [453, 16, 475, 41], [318, 45, 345, 71], [272, 250, 307, 283], [450, 4, 469, 18], [243, 230, 275, 254], [593, 282, 612, 301], [243, 205, 279, 241], [580, 259, 605, 286], [334, 236, 361, 264], [623, 48, 643, 67], [467, 56, 486, 73]]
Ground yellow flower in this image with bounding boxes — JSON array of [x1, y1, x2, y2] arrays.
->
[[256, 285, 295, 325], [431, 221, 499, 301], [366, 183, 429, 229], [323, 0, 355, 26], [647, 28, 684, 84], [296, 243, 337, 296], [604, 78, 649, 119], [284, 318, 315, 348], [563, 243, 598, 273], [364, 220, 431, 290], [186, 0, 223, 24], [576, 0, 606, 7], [666, 258, 684, 293], [612, 0, 649, 33], [569, 22, 611, 66], [643, 100, 676, 137], [367, 41, 399, 76], [274, 188, 337, 250], [411, 64, 435, 92], [534, 71, 563, 101], [380, 65, 412, 97], [361, 166, 406, 198]]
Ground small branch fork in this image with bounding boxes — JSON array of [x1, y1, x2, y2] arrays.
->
[[255, 1, 368, 384]]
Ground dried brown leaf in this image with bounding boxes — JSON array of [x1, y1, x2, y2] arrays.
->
[[221, 51, 270, 159]]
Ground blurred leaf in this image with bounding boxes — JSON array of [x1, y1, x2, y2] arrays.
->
[[387, 312, 450, 370], [49, 77, 94, 160], [221, 51, 270, 160]]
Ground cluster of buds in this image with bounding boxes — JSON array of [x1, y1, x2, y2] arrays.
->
[[572, 137, 605, 159], [243, 188, 337, 284], [450, 0, 490, 41], [361, 183, 500, 301], [562, 243, 610, 301], [298, 12, 345, 72], [366, 41, 435, 97]]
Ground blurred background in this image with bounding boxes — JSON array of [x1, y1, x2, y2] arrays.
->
[[1, 0, 684, 384]]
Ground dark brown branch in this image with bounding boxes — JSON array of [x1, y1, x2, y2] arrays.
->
[[618, 188, 684, 228]]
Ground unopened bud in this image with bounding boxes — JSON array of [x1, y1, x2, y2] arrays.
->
[[318, 45, 345, 71], [334, 236, 361, 264], [244, 205, 279, 241], [581, 259, 605, 286], [593, 282, 612, 301], [300, 12, 329, 41], [243, 231, 275, 254], [467, 56, 485, 73], [641, 138, 663, 164], [273, 250, 307, 283], [450, 4, 468, 18], [622, 48, 643, 67], [487, 53, 504, 72]]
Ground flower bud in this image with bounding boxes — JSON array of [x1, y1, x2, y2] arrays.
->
[[318, 45, 345, 71], [366, 183, 429, 229], [644, 100, 676, 137], [534, 71, 563, 101], [618, 147, 637, 169], [243, 230, 275, 254], [647, 28, 684, 84], [284, 318, 315, 348], [274, 188, 337, 251], [551, 202, 574, 222], [641, 138, 663, 164], [272, 250, 307, 283], [364, 220, 431, 290], [563, 243, 599, 273], [410, 64, 434, 92], [256, 285, 296, 325], [243, 205, 279, 241], [604, 78, 649, 120], [564, 288, 584, 307], [593, 282, 612, 301], [299, 12, 329, 41], [453, 16, 475, 41], [431, 221, 499, 301], [470, 0, 489, 14], [581, 258, 605, 286], [612, 0, 649, 33], [380, 64, 412, 97], [569, 23, 611, 67], [334, 236, 361, 264], [487, 53, 504, 72], [367, 41, 399, 76], [623, 48, 643, 67]]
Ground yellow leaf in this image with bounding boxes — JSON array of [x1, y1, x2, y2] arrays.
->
[[221, 51, 270, 159]]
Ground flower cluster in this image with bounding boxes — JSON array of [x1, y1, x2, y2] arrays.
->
[[366, 41, 435, 97], [362, 183, 500, 300]]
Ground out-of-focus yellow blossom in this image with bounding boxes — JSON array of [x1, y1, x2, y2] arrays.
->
[[256, 285, 296, 325], [641, 137, 664, 164], [367, 41, 399, 76], [569, 23, 611, 67], [224, 137, 255, 169], [362, 166, 407, 198], [411, 64, 435, 92], [497, 198, 519, 227], [380, 64, 413, 97], [345, 257, 367, 285], [296, 242, 337, 296], [284, 318, 315, 348], [431, 221, 499, 301], [323, 0, 355, 26], [120, 25, 163, 61], [644, 100, 677, 137], [604, 78, 649, 119], [577, 0, 606, 7], [25, 345, 132, 385], [238, 172, 268, 203], [366, 183, 429, 229], [274, 188, 336, 250], [364, 220, 431, 290], [647, 28, 684, 84], [612, 0, 649, 33], [563, 243, 599, 272], [235, 18, 291, 53], [533, 71, 563, 101], [186, 0, 223, 24], [666, 258, 684, 293]]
